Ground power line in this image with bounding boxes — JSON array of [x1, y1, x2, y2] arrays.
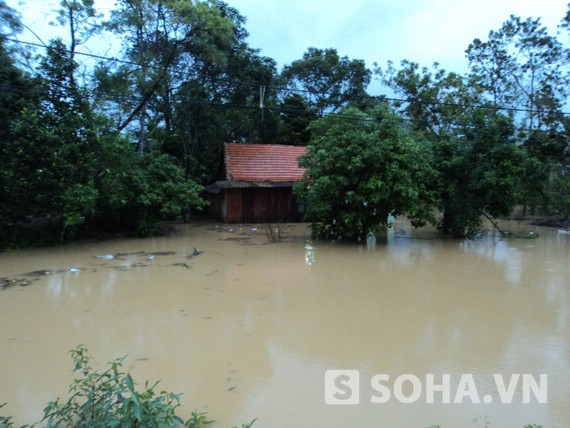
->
[[5, 37, 164, 71], [5, 37, 570, 123]]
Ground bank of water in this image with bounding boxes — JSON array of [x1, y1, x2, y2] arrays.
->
[[0, 221, 568, 427]]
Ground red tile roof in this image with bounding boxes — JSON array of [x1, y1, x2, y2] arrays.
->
[[224, 143, 307, 182]]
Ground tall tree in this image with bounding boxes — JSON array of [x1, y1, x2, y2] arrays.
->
[[2, 39, 99, 241], [99, 0, 236, 153], [278, 93, 317, 146], [466, 14, 570, 214], [172, 1, 280, 183], [379, 61, 525, 236], [52, 0, 101, 59], [0, 6, 37, 243], [466, 15, 568, 147], [0, 1, 27, 146], [281, 47, 371, 116]]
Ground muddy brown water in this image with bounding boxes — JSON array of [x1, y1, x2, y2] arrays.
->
[[0, 220, 569, 428]]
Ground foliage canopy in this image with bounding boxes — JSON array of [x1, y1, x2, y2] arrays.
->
[[295, 105, 438, 240]]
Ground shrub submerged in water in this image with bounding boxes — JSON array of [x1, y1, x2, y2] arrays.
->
[[0, 344, 255, 428]]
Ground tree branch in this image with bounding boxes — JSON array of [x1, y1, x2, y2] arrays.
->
[[478, 210, 508, 238]]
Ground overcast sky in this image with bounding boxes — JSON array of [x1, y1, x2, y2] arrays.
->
[[7, 0, 570, 94], [227, 0, 568, 70]]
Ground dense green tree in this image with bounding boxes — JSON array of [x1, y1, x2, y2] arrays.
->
[[171, 2, 280, 183], [95, 137, 206, 235], [379, 61, 525, 237], [1, 34, 205, 245], [295, 105, 438, 241], [278, 93, 317, 146], [281, 47, 371, 116], [95, 0, 280, 186], [0, 42, 26, 147], [99, 0, 236, 152], [1, 39, 99, 241], [0, 4, 29, 151], [0, 25, 37, 244], [439, 112, 524, 236]]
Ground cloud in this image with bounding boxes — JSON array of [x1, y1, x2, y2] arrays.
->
[[10, 0, 568, 88], [230, 0, 568, 75]]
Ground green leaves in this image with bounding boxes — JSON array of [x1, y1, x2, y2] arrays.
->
[[296, 105, 438, 241], [281, 47, 371, 116], [62, 183, 99, 227], [95, 143, 207, 236], [41, 345, 200, 427], [379, 60, 530, 237]]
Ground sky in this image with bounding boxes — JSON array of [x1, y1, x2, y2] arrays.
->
[[6, 0, 570, 94], [225, 0, 568, 70]]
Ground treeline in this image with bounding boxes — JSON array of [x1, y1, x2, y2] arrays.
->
[[0, 0, 569, 245]]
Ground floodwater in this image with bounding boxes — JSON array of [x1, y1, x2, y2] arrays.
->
[[0, 220, 569, 428]]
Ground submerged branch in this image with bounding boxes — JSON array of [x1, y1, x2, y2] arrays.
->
[[478, 210, 508, 238]]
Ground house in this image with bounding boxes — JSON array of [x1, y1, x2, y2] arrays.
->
[[205, 143, 307, 223]]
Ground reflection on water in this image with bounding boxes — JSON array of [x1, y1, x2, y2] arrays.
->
[[304, 242, 315, 266], [0, 221, 569, 428]]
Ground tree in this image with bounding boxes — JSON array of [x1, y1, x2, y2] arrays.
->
[[278, 93, 317, 146], [295, 105, 438, 241], [466, 15, 567, 133], [99, 0, 236, 152], [438, 111, 525, 236], [1, 36, 207, 244], [0, 0, 21, 36], [466, 14, 569, 215], [52, 0, 101, 62], [2, 39, 99, 241], [171, 1, 281, 183], [95, 141, 207, 235], [379, 61, 525, 237], [95, 0, 281, 186], [0, 11, 38, 244], [281, 47, 371, 116], [0, 4, 29, 151]]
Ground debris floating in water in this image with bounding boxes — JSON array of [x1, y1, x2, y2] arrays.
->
[[148, 251, 176, 256], [187, 247, 203, 259], [172, 262, 191, 269], [1, 248, 204, 292]]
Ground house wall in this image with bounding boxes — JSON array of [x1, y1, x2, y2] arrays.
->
[[211, 187, 303, 223]]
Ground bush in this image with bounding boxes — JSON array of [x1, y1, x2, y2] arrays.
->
[[0, 345, 255, 428], [42, 344, 207, 427]]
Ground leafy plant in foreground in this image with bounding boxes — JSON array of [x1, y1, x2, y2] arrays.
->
[[40, 345, 209, 427], [0, 345, 256, 427], [0, 404, 17, 428]]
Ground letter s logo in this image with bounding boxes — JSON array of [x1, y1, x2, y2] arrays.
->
[[325, 370, 360, 405]]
